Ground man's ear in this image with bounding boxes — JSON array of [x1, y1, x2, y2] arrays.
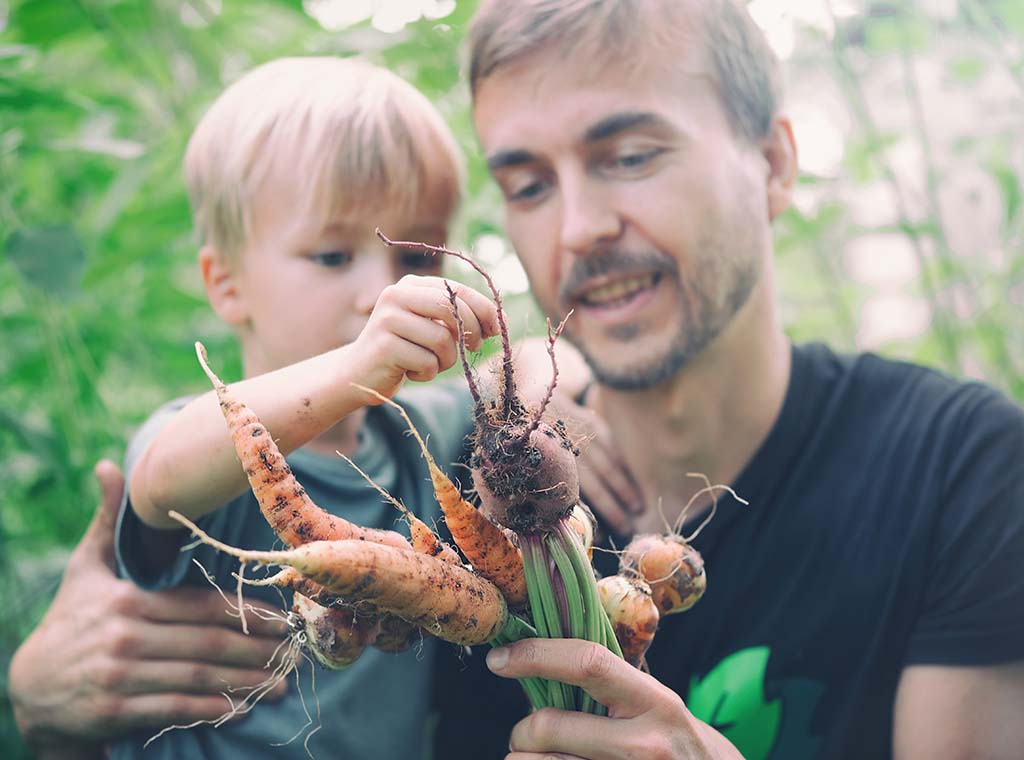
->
[[763, 115, 798, 221], [199, 246, 248, 326]]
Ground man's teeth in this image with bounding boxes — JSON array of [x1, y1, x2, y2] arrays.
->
[[580, 274, 657, 307]]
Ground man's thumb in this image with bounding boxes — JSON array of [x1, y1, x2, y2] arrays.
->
[[78, 459, 125, 568]]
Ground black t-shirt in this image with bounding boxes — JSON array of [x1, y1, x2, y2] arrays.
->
[[431, 342, 1024, 760]]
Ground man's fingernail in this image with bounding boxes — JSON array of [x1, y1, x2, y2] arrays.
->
[[487, 646, 510, 672]]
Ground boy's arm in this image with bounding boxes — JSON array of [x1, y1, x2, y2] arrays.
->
[[131, 276, 498, 531]]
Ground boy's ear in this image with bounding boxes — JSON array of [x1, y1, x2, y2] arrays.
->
[[763, 115, 798, 221], [199, 246, 248, 326]]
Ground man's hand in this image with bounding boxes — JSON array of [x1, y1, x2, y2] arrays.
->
[[554, 395, 643, 537], [486, 639, 742, 760], [8, 460, 289, 759]]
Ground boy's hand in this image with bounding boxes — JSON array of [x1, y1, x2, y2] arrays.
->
[[8, 461, 290, 756], [350, 275, 499, 399]]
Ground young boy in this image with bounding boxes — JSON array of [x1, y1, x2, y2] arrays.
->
[[110, 56, 498, 760]]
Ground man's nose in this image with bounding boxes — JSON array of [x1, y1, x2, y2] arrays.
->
[[559, 175, 622, 257]]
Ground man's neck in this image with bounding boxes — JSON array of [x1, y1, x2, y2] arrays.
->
[[590, 284, 791, 533]]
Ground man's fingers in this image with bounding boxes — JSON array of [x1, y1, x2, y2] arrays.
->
[[487, 639, 655, 717], [111, 620, 287, 668], [96, 659, 290, 698], [578, 469, 633, 537], [77, 460, 125, 569], [507, 753, 585, 760], [95, 692, 241, 735], [135, 587, 289, 637], [509, 708, 618, 759]]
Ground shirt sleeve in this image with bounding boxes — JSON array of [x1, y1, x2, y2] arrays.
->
[[905, 384, 1024, 665], [114, 395, 232, 591]]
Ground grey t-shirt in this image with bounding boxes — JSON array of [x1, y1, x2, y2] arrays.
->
[[111, 382, 474, 760]]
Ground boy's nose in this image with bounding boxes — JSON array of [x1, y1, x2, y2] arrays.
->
[[354, 260, 395, 314]]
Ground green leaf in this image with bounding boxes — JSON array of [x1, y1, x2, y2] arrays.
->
[[949, 55, 986, 84], [4, 225, 86, 297], [863, 10, 930, 54], [687, 647, 782, 760]]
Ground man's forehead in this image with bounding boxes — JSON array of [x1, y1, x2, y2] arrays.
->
[[474, 46, 710, 159]]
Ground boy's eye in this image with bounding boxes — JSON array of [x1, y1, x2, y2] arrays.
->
[[309, 250, 353, 268], [399, 250, 441, 272]]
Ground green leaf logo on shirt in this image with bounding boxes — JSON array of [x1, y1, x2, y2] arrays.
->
[[687, 646, 781, 760]]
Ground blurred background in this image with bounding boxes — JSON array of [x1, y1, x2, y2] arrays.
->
[[1, 0, 1021, 754]]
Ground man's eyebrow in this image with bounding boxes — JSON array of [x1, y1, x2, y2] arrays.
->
[[583, 111, 671, 142], [486, 149, 536, 172]]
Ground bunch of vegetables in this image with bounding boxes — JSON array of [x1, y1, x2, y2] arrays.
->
[[174, 238, 708, 716]]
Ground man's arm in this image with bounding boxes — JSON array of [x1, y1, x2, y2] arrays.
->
[[894, 662, 1024, 759], [7, 461, 288, 759]]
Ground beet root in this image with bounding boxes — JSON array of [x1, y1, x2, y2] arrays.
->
[[472, 418, 580, 534]]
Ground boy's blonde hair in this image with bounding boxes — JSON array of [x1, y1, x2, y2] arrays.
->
[[185, 57, 464, 263]]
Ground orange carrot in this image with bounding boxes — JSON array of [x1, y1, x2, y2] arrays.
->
[[352, 384, 528, 609], [338, 452, 462, 566], [597, 575, 660, 668], [172, 511, 508, 646], [256, 568, 419, 660], [619, 533, 706, 616], [195, 342, 409, 552], [292, 593, 380, 669]]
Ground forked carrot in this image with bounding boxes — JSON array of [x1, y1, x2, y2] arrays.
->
[[351, 384, 528, 609], [337, 452, 462, 566], [171, 511, 509, 646]]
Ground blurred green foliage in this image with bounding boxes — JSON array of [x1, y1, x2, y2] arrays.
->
[[1, 1, 1021, 756]]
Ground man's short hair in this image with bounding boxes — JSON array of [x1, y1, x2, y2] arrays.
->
[[186, 56, 464, 263], [468, 0, 782, 143]]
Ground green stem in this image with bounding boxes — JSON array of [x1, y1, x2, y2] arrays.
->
[[523, 536, 572, 709], [491, 616, 546, 710]]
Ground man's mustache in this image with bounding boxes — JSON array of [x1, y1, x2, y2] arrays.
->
[[559, 249, 679, 306]]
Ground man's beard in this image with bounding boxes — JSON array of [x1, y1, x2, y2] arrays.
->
[[561, 248, 761, 392]]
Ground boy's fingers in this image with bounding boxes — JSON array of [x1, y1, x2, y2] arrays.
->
[[445, 281, 500, 340]]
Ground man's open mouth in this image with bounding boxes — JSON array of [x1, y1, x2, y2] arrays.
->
[[577, 273, 661, 308]]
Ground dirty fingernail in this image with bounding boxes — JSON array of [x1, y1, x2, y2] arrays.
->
[[487, 646, 510, 672]]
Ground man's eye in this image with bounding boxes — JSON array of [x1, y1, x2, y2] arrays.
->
[[610, 147, 662, 170], [400, 250, 440, 271], [309, 251, 353, 268]]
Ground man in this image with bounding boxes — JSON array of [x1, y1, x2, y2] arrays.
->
[[11, 2, 1024, 758], [432, 0, 1024, 758]]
